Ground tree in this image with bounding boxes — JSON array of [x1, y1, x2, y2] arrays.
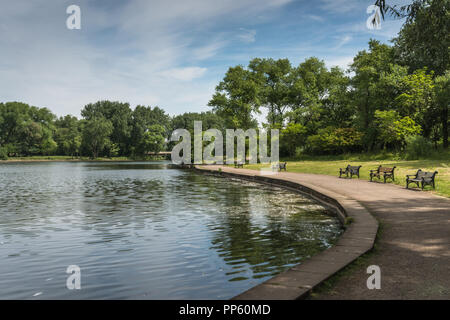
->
[[391, 0, 449, 147], [394, 68, 435, 138], [248, 58, 292, 126], [288, 57, 331, 133], [54, 115, 81, 157], [349, 40, 396, 150], [392, 0, 449, 76], [434, 71, 450, 148], [208, 65, 260, 129], [374, 110, 422, 149], [280, 123, 307, 157], [81, 118, 113, 158], [141, 124, 166, 155], [130, 105, 170, 156], [81, 101, 132, 155], [374, 0, 428, 21], [0, 102, 57, 156], [307, 127, 363, 154], [318, 67, 353, 128]]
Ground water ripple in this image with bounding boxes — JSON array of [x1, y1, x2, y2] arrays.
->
[[0, 161, 342, 299]]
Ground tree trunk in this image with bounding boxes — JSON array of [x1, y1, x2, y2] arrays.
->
[[443, 106, 448, 149]]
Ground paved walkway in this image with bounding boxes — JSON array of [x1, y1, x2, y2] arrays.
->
[[198, 165, 450, 299]]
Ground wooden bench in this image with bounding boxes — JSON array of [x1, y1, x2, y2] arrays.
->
[[406, 169, 438, 190], [271, 162, 287, 171], [339, 165, 362, 178], [370, 165, 396, 183], [234, 163, 244, 168]]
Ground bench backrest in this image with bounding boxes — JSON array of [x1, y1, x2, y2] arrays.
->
[[416, 170, 437, 179], [380, 166, 396, 173], [348, 165, 361, 171], [279, 162, 287, 168]]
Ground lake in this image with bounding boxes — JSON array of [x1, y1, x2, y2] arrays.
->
[[0, 161, 342, 299]]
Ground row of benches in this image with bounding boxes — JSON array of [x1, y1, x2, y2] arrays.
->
[[339, 165, 438, 190], [232, 162, 437, 190]]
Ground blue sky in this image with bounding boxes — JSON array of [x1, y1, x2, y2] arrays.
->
[[0, 0, 409, 117]]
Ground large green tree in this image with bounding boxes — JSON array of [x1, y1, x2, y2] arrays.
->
[[81, 101, 132, 155], [81, 117, 113, 158], [383, 0, 449, 148], [208, 65, 260, 130], [248, 58, 292, 126], [54, 115, 81, 157], [349, 40, 396, 150]]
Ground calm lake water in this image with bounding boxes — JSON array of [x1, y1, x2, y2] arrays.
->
[[0, 161, 342, 299]]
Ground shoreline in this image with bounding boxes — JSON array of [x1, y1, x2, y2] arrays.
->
[[194, 165, 378, 300], [196, 165, 450, 299], [0, 158, 167, 163]]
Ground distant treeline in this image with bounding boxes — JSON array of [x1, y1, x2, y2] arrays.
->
[[0, 0, 448, 160], [0, 101, 226, 159]]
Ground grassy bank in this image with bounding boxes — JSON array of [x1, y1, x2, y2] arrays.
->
[[0, 155, 166, 162], [243, 152, 450, 198]]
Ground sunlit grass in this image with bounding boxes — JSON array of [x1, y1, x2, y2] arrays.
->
[[243, 156, 450, 198]]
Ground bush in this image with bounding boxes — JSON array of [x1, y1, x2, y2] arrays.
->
[[306, 127, 363, 154], [405, 135, 433, 160], [0, 147, 8, 160]]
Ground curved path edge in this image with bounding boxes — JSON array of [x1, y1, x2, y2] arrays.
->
[[194, 165, 378, 300]]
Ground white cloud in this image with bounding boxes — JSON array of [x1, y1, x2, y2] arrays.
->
[[335, 35, 352, 49], [325, 56, 354, 70], [319, 0, 361, 14], [159, 67, 207, 81], [237, 28, 257, 43], [306, 14, 325, 22], [0, 0, 292, 116], [191, 40, 228, 60]]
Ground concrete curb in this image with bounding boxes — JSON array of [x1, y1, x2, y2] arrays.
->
[[193, 165, 379, 300]]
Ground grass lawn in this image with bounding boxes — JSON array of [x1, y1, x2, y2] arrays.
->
[[242, 154, 450, 198]]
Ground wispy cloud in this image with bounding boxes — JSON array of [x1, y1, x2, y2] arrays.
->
[[324, 56, 354, 70], [335, 35, 352, 49], [305, 14, 325, 22], [237, 28, 257, 43], [0, 0, 403, 117], [0, 0, 291, 116], [319, 0, 361, 14], [159, 67, 207, 81], [191, 40, 228, 61]]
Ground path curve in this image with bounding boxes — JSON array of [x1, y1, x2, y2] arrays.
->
[[196, 165, 450, 300]]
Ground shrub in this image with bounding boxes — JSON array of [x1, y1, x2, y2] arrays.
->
[[0, 147, 8, 160], [374, 110, 422, 150], [306, 127, 363, 154], [405, 135, 433, 160]]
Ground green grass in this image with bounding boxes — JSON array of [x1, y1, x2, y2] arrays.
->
[[242, 152, 450, 198]]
